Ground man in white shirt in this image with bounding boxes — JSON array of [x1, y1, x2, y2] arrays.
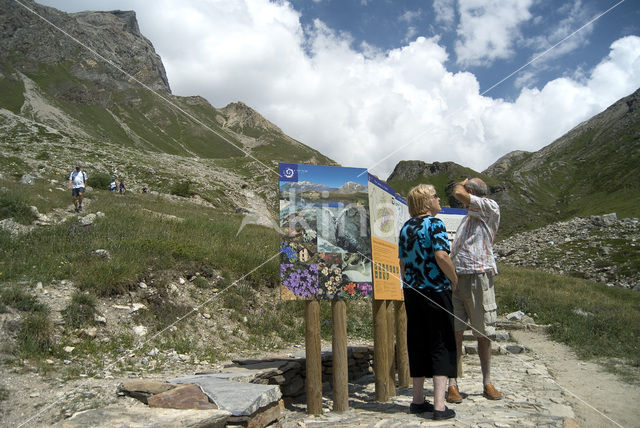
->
[[447, 178, 502, 403], [67, 165, 87, 212]]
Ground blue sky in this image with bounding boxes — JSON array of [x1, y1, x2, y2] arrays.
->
[[35, 1, 640, 177], [292, 0, 639, 101]]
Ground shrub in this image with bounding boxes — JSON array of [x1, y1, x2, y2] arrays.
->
[[0, 190, 37, 225], [18, 311, 54, 357], [90, 172, 112, 191], [62, 292, 98, 328], [170, 180, 195, 197]]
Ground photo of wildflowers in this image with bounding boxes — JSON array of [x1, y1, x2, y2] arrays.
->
[[279, 163, 373, 301]]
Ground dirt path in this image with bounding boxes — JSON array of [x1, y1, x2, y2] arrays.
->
[[512, 329, 640, 428]]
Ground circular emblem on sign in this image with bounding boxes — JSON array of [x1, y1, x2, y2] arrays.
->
[[283, 167, 295, 178]]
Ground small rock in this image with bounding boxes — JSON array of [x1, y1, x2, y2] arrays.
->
[[139, 282, 148, 289], [82, 327, 98, 338], [133, 325, 148, 337], [130, 303, 147, 313], [93, 249, 110, 259], [506, 310, 525, 321], [79, 214, 97, 225], [64, 346, 75, 353]]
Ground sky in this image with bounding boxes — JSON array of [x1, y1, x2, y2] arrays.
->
[[34, 0, 640, 178]]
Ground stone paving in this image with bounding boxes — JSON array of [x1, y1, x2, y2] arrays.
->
[[279, 350, 576, 427]]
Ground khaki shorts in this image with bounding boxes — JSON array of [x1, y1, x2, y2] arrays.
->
[[453, 273, 497, 337]]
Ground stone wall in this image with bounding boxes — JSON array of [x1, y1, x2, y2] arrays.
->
[[233, 345, 374, 401]]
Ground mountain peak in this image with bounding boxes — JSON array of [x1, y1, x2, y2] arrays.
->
[[220, 101, 282, 134]]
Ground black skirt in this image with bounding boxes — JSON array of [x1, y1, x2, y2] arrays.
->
[[403, 287, 457, 378]]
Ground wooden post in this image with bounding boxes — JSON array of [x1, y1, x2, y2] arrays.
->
[[331, 299, 349, 412], [385, 300, 396, 397], [372, 299, 389, 402], [394, 300, 410, 388], [305, 300, 322, 414]]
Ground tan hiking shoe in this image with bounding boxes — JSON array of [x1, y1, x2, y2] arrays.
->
[[446, 385, 463, 403], [483, 383, 502, 400]]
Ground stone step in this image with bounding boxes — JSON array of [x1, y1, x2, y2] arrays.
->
[[462, 330, 510, 342], [463, 341, 526, 355]]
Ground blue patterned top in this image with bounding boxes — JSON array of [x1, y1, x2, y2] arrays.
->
[[398, 216, 451, 292]]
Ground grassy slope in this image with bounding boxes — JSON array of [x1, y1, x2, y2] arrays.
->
[[1, 178, 638, 383], [496, 264, 640, 382], [0, 178, 373, 362]]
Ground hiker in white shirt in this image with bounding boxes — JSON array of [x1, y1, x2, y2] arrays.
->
[[67, 165, 87, 212], [447, 178, 502, 403]]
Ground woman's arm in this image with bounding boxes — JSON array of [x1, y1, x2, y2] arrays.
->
[[435, 250, 458, 291]]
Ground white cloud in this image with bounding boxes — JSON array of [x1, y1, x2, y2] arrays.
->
[[523, 0, 594, 66], [433, 0, 455, 27], [35, 1, 640, 179], [455, 0, 533, 66]]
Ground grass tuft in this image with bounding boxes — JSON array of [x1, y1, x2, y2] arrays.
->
[[0, 286, 48, 313], [18, 311, 54, 357], [62, 292, 98, 328], [0, 189, 37, 225]]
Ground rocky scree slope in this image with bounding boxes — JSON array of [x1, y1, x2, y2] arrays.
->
[[495, 213, 640, 290]]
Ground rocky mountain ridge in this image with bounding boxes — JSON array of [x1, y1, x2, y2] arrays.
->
[[0, 0, 333, 218], [1, 0, 170, 93]]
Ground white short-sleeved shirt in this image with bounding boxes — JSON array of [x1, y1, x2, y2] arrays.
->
[[69, 170, 86, 189], [451, 194, 500, 275]]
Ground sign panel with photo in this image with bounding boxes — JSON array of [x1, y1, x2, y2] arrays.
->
[[279, 163, 372, 300]]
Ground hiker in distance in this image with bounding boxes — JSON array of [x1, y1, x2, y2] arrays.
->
[[68, 165, 87, 213], [398, 184, 458, 420], [447, 178, 502, 403]]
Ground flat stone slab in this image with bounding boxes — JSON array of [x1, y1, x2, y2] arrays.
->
[[119, 379, 177, 404], [170, 374, 282, 416], [148, 383, 217, 410], [55, 406, 230, 427]]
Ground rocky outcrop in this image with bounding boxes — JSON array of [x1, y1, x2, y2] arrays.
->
[[219, 101, 282, 134], [483, 150, 530, 176], [495, 214, 640, 290], [387, 160, 460, 182], [0, 0, 170, 93]]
